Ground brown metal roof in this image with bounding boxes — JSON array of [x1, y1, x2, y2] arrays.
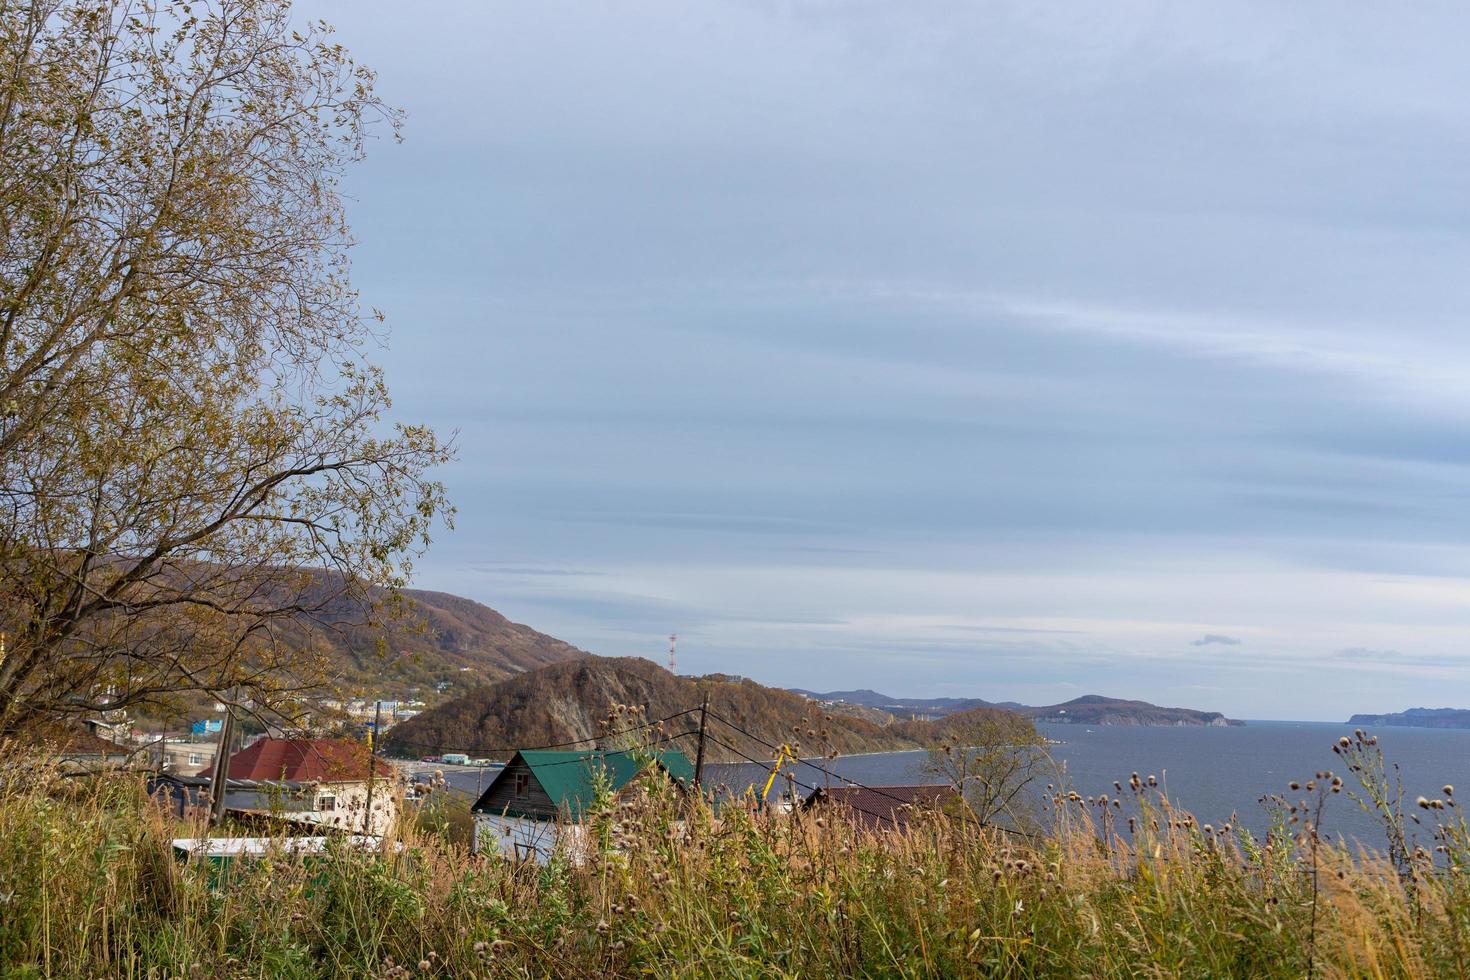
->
[[205, 738, 393, 783], [803, 784, 959, 832]]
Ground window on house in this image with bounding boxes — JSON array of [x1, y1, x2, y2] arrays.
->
[[188, 753, 202, 766], [317, 795, 337, 812], [514, 772, 530, 798]]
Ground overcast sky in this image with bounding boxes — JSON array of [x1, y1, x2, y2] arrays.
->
[[313, 0, 1470, 721]]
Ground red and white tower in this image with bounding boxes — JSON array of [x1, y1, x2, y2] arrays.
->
[[668, 633, 678, 674]]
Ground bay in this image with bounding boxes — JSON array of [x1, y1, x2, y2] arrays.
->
[[707, 720, 1470, 851]]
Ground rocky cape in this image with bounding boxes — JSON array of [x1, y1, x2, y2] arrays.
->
[[793, 689, 1242, 727], [1346, 708, 1470, 730]]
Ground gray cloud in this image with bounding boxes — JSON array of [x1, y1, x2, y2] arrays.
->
[[314, 0, 1470, 719], [1335, 648, 1402, 662], [471, 565, 602, 577], [941, 625, 1085, 636], [1192, 635, 1243, 647]]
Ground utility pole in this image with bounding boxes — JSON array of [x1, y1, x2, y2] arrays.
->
[[209, 690, 235, 825], [693, 693, 710, 789], [668, 633, 678, 675], [363, 700, 382, 836]]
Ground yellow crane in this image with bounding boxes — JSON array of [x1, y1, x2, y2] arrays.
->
[[758, 743, 800, 801]]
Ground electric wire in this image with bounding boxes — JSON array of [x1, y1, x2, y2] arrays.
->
[[697, 730, 918, 829], [704, 708, 1035, 838], [704, 708, 937, 807]]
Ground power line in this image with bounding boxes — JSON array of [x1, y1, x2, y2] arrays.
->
[[469, 729, 703, 774], [704, 708, 934, 807], [698, 731, 915, 829], [704, 708, 1034, 838]]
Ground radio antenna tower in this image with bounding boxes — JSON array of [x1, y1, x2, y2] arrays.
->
[[668, 633, 678, 674]]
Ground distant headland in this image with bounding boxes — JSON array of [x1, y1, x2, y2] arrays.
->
[[1346, 708, 1470, 730], [792, 689, 1243, 727]]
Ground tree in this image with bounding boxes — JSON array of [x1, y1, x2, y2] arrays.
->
[[923, 709, 1050, 828], [0, 0, 452, 734]]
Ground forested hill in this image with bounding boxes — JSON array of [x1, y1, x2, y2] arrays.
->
[[382, 656, 932, 763], [1018, 695, 1241, 727], [301, 587, 589, 693], [794, 689, 1241, 727]]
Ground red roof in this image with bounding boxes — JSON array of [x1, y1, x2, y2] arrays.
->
[[804, 784, 960, 832], [205, 738, 393, 783]]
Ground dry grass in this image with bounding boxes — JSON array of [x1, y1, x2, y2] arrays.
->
[[2, 733, 1469, 978]]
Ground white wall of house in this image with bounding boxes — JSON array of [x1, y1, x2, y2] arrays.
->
[[257, 781, 398, 837], [472, 814, 589, 865], [162, 742, 217, 776]]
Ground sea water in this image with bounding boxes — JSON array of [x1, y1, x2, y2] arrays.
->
[[745, 721, 1470, 850]]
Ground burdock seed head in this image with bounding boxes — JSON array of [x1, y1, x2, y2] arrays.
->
[[1446, 785, 1455, 796], [1417, 796, 1430, 809]]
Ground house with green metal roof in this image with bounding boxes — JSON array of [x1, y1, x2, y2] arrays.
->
[[469, 748, 694, 861]]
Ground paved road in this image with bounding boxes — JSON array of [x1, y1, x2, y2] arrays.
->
[[390, 760, 503, 803]]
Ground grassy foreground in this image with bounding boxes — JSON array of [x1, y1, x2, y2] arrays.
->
[[2, 733, 1469, 978]]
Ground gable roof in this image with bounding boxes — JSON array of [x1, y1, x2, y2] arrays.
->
[[472, 748, 694, 820], [802, 784, 959, 832], [204, 738, 394, 783], [52, 729, 131, 758]]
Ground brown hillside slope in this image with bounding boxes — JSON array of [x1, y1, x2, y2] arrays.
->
[[890, 704, 1038, 743], [282, 587, 589, 695], [383, 656, 930, 764]]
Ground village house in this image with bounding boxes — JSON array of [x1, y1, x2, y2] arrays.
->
[[128, 735, 220, 776], [470, 748, 694, 863], [157, 739, 218, 776], [184, 737, 400, 836], [801, 784, 961, 833], [49, 726, 133, 773]]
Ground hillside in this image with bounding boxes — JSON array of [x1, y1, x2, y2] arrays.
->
[[384, 656, 930, 763], [282, 586, 589, 698], [1346, 707, 1470, 729], [890, 703, 1041, 742], [791, 688, 1000, 719], [795, 689, 1241, 727], [1019, 695, 1240, 727]]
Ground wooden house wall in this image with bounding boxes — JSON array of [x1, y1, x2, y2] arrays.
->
[[476, 757, 560, 819]]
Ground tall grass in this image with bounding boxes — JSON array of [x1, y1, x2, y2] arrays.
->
[[2, 732, 1469, 977]]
